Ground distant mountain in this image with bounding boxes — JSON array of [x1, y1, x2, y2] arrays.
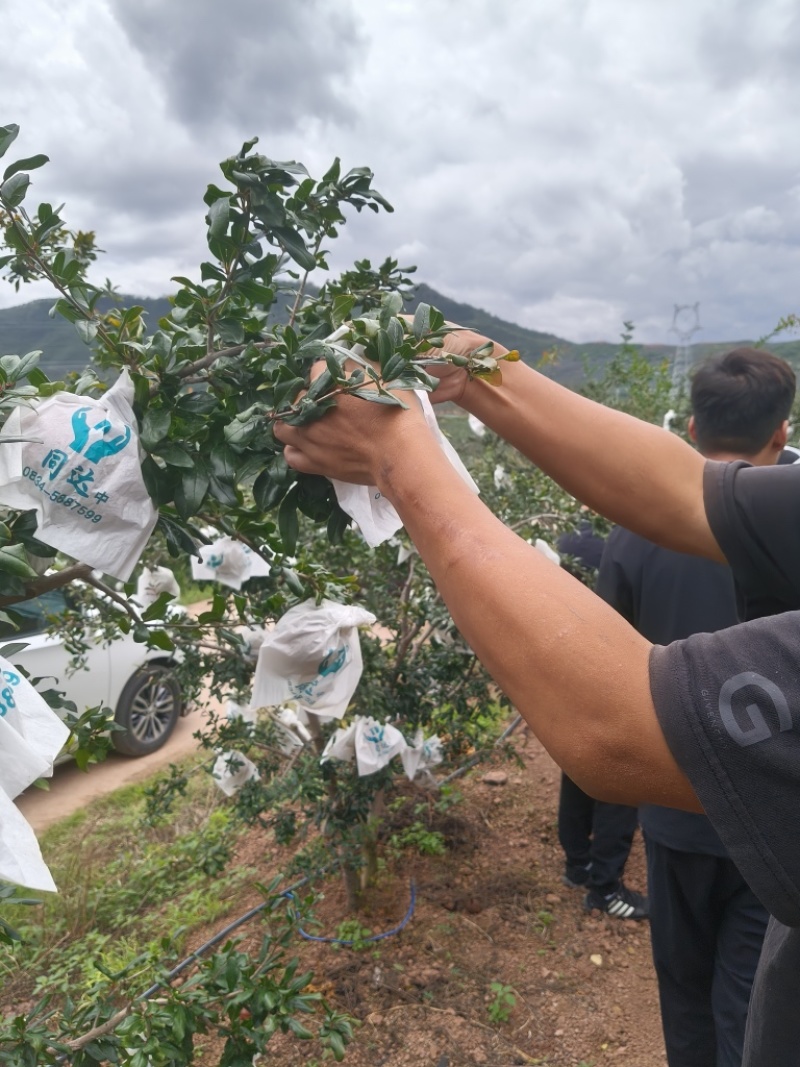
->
[[2, 285, 798, 387], [408, 284, 666, 384], [0, 296, 172, 381]]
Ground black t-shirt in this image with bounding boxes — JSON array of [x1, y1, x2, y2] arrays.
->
[[597, 526, 738, 855], [649, 459, 800, 1065]]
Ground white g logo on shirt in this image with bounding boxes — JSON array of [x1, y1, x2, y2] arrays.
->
[[718, 672, 792, 747]]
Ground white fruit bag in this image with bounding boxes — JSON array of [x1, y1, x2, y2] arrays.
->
[[211, 750, 260, 797], [0, 791, 58, 892], [226, 700, 258, 728], [0, 370, 157, 581], [534, 539, 561, 566], [331, 395, 478, 547], [0, 655, 70, 890], [276, 706, 312, 745], [250, 599, 375, 721], [320, 720, 358, 765], [133, 565, 180, 610], [354, 717, 407, 776], [400, 729, 444, 781], [191, 536, 271, 590]]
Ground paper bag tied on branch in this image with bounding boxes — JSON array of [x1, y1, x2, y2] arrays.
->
[[191, 535, 271, 590], [0, 370, 157, 581], [250, 599, 375, 721], [331, 391, 479, 547], [0, 654, 70, 891]]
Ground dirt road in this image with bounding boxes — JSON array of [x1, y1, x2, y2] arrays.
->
[[17, 703, 215, 833]]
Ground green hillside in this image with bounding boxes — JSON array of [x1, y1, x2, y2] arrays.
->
[[408, 284, 670, 385], [1, 285, 797, 387]]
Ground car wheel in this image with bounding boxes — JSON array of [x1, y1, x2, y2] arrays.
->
[[112, 664, 182, 757]]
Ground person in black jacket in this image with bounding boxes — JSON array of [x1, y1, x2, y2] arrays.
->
[[557, 522, 646, 919], [596, 348, 796, 1066]]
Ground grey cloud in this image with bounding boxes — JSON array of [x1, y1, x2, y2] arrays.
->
[[680, 155, 797, 226], [107, 0, 363, 134], [698, 2, 800, 89]]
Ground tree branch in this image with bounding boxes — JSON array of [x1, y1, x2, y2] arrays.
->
[[0, 563, 93, 608], [147, 339, 277, 396], [62, 1004, 134, 1053], [288, 234, 323, 327], [83, 572, 143, 625]]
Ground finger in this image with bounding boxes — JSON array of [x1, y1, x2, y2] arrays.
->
[[281, 443, 315, 474]]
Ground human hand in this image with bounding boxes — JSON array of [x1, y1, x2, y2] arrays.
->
[[426, 328, 511, 405], [274, 366, 432, 487]]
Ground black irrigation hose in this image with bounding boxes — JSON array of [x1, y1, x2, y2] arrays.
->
[[286, 881, 416, 945], [55, 720, 522, 1059], [138, 871, 418, 1001], [138, 870, 319, 1001]]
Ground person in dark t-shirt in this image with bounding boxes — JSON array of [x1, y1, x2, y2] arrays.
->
[[276, 327, 800, 1067], [597, 349, 796, 1066]]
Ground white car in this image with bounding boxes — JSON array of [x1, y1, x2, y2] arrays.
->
[[0, 588, 185, 757]]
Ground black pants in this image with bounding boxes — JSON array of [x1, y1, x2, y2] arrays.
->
[[557, 773, 639, 891], [646, 839, 769, 1067]]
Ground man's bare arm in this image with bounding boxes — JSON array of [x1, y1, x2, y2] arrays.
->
[[435, 331, 724, 562], [276, 399, 700, 811]]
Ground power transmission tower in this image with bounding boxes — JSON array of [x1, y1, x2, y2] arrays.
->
[[669, 303, 701, 391]]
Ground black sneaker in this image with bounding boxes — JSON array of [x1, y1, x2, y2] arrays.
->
[[584, 883, 649, 920], [562, 862, 592, 889]]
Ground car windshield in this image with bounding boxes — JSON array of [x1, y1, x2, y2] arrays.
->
[[0, 589, 68, 640]]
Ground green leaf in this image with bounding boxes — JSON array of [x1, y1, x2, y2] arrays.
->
[[175, 462, 210, 518], [207, 195, 230, 239], [145, 628, 175, 652], [8, 350, 43, 382], [207, 445, 239, 505], [209, 443, 238, 481], [153, 443, 195, 468], [141, 456, 180, 507], [0, 171, 30, 207], [380, 353, 408, 382], [286, 1018, 314, 1040], [141, 592, 177, 621], [272, 226, 317, 271], [0, 641, 30, 658], [321, 157, 341, 183], [367, 329, 393, 372], [352, 389, 407, 406], [157, 514, 199, 557], [331, 293, 355, 328], [305, 369, 334, 403], [208, 473, 239, 507], [141, 407, 172, 449], [282, 567, 305, 597], [328, 1032, 346, 1061], [177, 390, 218, 416], [413, 303, 432, 340], [0, 543, 37, 579], [327, 502, 351, 544], [253, 461, 289, 511], [224, 413, 261, 447], [297, 474, 333, 521], [24, 366, 49, 389], [3, 153, 48, 181], [278, 486, 299, 554], [74, 319, 97, 345], [0, 124, 20, 160]]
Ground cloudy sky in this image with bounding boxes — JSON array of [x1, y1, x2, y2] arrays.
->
[[3, 0, 800, 344]]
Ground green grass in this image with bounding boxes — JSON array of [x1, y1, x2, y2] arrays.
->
[[1, 757, 255, 1009]]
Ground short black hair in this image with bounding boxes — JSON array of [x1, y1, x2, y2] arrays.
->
[[690, 347, 796, 456]]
